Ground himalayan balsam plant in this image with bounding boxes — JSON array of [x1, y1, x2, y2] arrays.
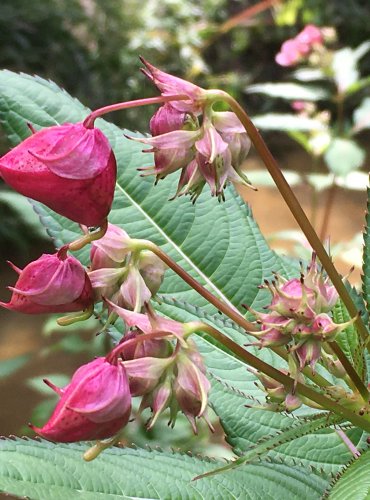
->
[[0, 28, 370, 499]]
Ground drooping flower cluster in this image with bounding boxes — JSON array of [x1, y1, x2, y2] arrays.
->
[[248, 253, 354, 374], [275, 24, 323, 67], [131, 58, 253, 201], [88, 223, 166, 312], [31, 306, 211, 443]]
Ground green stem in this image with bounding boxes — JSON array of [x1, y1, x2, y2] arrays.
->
[[83, 94, 189, 128], [216, 91, 368, 343], [199, 322, 370, 432], [134, 239, 335, 389], [329, 341, 368, 400]]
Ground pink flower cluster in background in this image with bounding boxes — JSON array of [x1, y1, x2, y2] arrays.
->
[[275, 24, 323, 67]]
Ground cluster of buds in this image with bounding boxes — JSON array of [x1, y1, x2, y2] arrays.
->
[[275, 24, 324, 67], [247, 253, 355, 374], [88, 223, 166, 312], [131, 59, 253, 201], [32, 305, 212, 443], [0, 223, 166, 317]]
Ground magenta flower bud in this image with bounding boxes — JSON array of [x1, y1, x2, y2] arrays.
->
[[150, 103, 188, 136], [31, 357, 131, 442], [90, 223, 131, 271], [0, 248, 93, 314], [140, 58, 208, 114], [0, 122, 116, 226], [284, 393, 302, 412]]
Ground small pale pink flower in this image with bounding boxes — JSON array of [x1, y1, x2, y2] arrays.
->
[[31, 357, 131, 442], [296, 24, 323, 46], [0, 122, 116, 226], [275, 39, 303, 66], [90, 223, 131, 270], [0, 247, 93, 314]]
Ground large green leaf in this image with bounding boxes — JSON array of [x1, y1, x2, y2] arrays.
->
[[0, 70, 294, 319], [209, 378, 367, 475], [0, 438, 329, 499], [245, 82, 329, 101], [328, 449, 370, 499]]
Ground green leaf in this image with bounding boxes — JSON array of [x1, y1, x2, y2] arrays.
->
[[332, 297, 365, 381], [324, 138, 365, 177], [353, 97, 370, 133], [195, 413, 344, 480], [328, 449, 370, 499], [332, 42, 370, 94], [363, 186, 370, 317], [292, 68, 327, 82], [0, 70, 297, 321], [252, 113, 325, 131], [0, 354, 30, 378], [246, 82, 329, 101], [0, 437, 329, 499], [209, 378, 367, 475]]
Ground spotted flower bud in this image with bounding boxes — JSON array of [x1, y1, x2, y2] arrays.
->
[[30, 357, 131, 442], [0, 247, 93, 314], [248, 253, 354, 375], [0, 122, 116, 226]]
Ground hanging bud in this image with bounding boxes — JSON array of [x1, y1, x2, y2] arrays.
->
[[140, 57, 208, 114], [173, 352, 211, 433], [30, 357, 131, 442], [90, 223, 131, 270], [0, 122, 116, 226], [0, 247, 93, 314]]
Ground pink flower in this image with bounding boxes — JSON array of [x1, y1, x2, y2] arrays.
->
[[140, 57, 207, 114], [296, 24, 323, 46], [0, 122, 116, 226], [275, 39, 304, 66], [0, 247, 93, 314], [31, 357, 131, 442]]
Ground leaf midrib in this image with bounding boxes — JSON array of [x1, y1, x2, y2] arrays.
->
[[115, 181, 237, 310]]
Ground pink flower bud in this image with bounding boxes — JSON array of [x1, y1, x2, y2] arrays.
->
[[296, 25, 323, 46], [137, 250, 167, 296], [294, 339, 321, 371], [150, 103, 188, 136], [90, 223, 131, 270], [174, 353, 211, 433], [31, 357, 131, 442], [275, 39, 303, 66], [0, 122, 116, 226], [140, 58, 207, 114], [0, 248, 93, 314], [122, 356, 172, 397]]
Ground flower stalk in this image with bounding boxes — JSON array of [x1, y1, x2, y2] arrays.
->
[[197, 322, 370, 432], [214, 90, 369, 348]]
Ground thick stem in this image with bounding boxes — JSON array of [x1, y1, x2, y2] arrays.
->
[[134, 239, 336, 389], [199, 322, 370, 432], [83, 94, 189, 128], [216, 93, 369, 350], [68, 219, 108, 252], [329, 341, 368, 400]]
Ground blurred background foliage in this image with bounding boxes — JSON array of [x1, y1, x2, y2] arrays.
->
[[1, 0, 370, 451]]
